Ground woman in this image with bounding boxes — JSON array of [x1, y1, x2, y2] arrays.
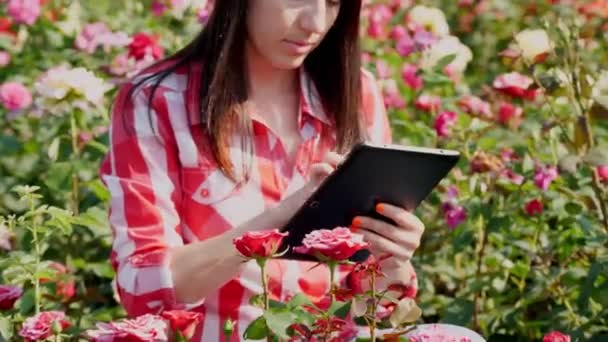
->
[[99, 0, 425, 340]]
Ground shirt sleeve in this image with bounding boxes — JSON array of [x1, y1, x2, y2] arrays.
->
[[360, 68, 393, 145], [99, 81, 202, 317], [345, 69, 419, 300]]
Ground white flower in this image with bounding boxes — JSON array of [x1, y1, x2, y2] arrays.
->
[[514, 29, 552, 63], [593, 71, 608, 110], [35, 65, 113, 113], [408, 5, 450, 37], [421, 35, 473, 73], [55, 2, 82, 36]]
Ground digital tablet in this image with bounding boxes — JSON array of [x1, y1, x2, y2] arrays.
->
[[277, 142, 461, 262]]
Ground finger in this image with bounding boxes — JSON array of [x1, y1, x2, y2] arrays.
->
[[375, 203, 425, 233], [323, 151, 345, 168], [355, 228, 415, 261], [309, 163, 334, 185], [353, 216, 420, 251]]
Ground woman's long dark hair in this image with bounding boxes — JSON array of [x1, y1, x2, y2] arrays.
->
[[123, 0, 364, 183]]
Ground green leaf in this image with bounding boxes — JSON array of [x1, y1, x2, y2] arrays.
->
[[268, 299, 286, 309], [565, 202, 583, 215], [264, 309, 297, 340], [487, 216, 511, 233], [19, 288, 35, 315], [433, 53, 457, 71], [329, 301, 352, 319], [243, 316, 268, 340], [286, 293, 312, 309], [47, 137, 60, 162], [440, 298, 474, 326], [43, 162, 73, 192], [582, 147, 608, 166], [578, 261, 602, 314], [558, 155, 581, 174], [249, 294, 264, 308], [0, 316, 13, 341]]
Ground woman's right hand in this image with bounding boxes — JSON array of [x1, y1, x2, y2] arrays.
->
[[259, 151, 345, 231]]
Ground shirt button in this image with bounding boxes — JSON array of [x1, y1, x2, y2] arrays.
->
[[201, 189, 209, 197]]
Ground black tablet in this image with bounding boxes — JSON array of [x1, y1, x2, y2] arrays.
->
[[277, 142, 460, 262]]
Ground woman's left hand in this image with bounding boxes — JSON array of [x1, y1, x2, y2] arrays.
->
[[351, 202, 425, 267]]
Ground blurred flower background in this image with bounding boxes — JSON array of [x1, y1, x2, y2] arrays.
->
[[0, 0, 607, 341]]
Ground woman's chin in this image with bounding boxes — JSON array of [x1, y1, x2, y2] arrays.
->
[[269, 55, 308, 70]]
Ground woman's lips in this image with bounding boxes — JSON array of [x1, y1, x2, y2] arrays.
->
[[283, 39, 315, 55]]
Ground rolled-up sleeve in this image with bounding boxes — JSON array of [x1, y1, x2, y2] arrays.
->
[[99, 81, 200, 316]]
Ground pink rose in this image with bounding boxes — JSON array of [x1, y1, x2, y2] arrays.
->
[[128, 32, 164, 61], [382, 79, 406, 109], [375, 59, 392, 79], [390, 24, 408, 41], [0, 224, 12, 251], [0, 285, 22, 310], [19, 311, 70, 341], [493, 72, 539, 100], [160, 310, 204, 340], [543, 331, 571, 342], [409, 324, 472, 342], [402, 63, 423, 90], [75, 22, 130, 54], [500, 168, 525, 185], [597, 166, 608, 183], [458, 95, 492, 119], [442, 202, 467, 229], [415, 94, 441, 112], [525, 199, 544, 216], [7, 0, 40, 26], [294, 227, 369, 261], [0, 82, 32, 111], [0, 51, 10, 67], [86, 314, 169, 342], [396, 34, 416, 57], [534, 165, 559, 190], [434, 111, 458, 137], [233, 229, 288, 258]]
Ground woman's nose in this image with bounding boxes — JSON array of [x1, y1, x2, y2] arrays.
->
[[299, 0, 328, 34]]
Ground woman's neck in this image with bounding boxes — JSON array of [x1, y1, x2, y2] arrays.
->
[[244, 41, 299, 101]]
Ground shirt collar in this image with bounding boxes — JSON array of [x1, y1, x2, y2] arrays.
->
[[186, 62, 333, 127]]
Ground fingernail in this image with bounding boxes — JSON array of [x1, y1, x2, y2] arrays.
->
[[376, 203, 385, 213]]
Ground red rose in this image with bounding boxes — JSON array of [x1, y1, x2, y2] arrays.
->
[[0, 285, 22, 310], [543, 331, 571, 342], [19, 311, 70, 341], [128, 32, 164, 61], [86, 314, 168, 342], [525, 199, 544, 216], [40, 262, 75, 302], [160, 310, 203, 340], [597, 165, 608, 183], [493, 72, 539, 100], [498, 102, 524, 128], [233, 229, 288, 258], [294, 227, 369, 261]]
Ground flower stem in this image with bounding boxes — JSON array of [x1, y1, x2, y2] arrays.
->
[[30, 200, 41, 315], [70, 111, 80, 216], [370, 271, 377, 342], [257, 258, 271, 342], [328, 261, 336, 305]]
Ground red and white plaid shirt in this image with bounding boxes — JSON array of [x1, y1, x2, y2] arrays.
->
[[99, 60, 417, 341]]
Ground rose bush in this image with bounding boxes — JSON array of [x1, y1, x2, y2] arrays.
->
[[0, 0, 606, 341]]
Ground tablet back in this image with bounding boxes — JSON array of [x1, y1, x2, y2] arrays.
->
[[278, 142, 460, 262]]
